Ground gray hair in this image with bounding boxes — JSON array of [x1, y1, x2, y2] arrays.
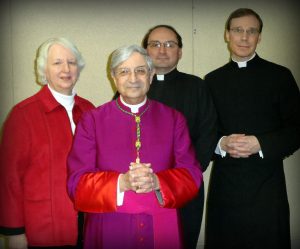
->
[[35, 37, 85, 85], [110, 44, 154, 76]]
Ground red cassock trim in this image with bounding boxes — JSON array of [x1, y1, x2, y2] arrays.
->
[[75, 172, 119, 213], [157, 168, 199, 208]]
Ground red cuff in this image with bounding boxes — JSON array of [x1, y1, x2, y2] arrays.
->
[[157, 168, 199, 208], [75, 171, 119, 213]]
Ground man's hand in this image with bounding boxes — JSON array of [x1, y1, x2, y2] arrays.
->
[[120, 162, 160, 193], [221, 134, 261, 158]]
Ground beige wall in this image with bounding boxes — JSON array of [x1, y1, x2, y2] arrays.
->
[[0, 0, 299, 248]]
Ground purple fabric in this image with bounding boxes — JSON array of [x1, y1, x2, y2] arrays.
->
[[84, 213, 154, 249], [67, 98, 201, 249]]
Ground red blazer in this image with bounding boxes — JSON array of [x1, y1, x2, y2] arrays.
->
[[0, 86, 94, 246]]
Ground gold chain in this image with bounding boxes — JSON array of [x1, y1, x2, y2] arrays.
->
[[115, 99, 150, 163]]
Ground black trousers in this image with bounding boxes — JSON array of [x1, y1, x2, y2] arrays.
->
[[180, 184, 205, 249]]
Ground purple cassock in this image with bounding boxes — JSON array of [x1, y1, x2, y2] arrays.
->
[[67, 97, 202, 249]]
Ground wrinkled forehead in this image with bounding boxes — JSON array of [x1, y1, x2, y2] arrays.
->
[[117, 52, 147, 69]]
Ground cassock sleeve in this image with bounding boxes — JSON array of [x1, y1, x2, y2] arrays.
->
[[256, 69, 300, 159], [193, 81, 218, 170], [67, 111, 119, 213], [156, 112, 203, 208], [0, 107, 28, 235]]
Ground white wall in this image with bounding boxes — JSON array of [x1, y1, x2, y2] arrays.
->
[[0, 0, 299, 248]]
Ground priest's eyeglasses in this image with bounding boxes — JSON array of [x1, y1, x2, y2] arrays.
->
[[230, 27, 259, 36], [114, 66, 149, 78], [147, 41, 178, 49]]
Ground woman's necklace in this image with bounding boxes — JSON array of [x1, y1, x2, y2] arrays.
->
[[115, 99, 150, 163]]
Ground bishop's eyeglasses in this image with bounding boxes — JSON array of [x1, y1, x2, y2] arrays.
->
[[147, 40, 178, 49], [114, 66, 149, 78]]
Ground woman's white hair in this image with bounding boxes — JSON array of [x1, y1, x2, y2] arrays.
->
[[35, 37, 85, 85]]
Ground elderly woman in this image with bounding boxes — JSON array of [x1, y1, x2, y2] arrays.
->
[[67, 44, 202, 249], [0, 37, 94, 248]]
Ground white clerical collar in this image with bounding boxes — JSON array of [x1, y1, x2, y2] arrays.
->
[[156, 74, 165, 81], [48, 84, 75, 111], [232, 53, 256, 68], [156, 66, 177, 81], [120, 96, 147, 114]]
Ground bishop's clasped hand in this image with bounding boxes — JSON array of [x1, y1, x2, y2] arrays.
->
[[129, 162, 159, 193]]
